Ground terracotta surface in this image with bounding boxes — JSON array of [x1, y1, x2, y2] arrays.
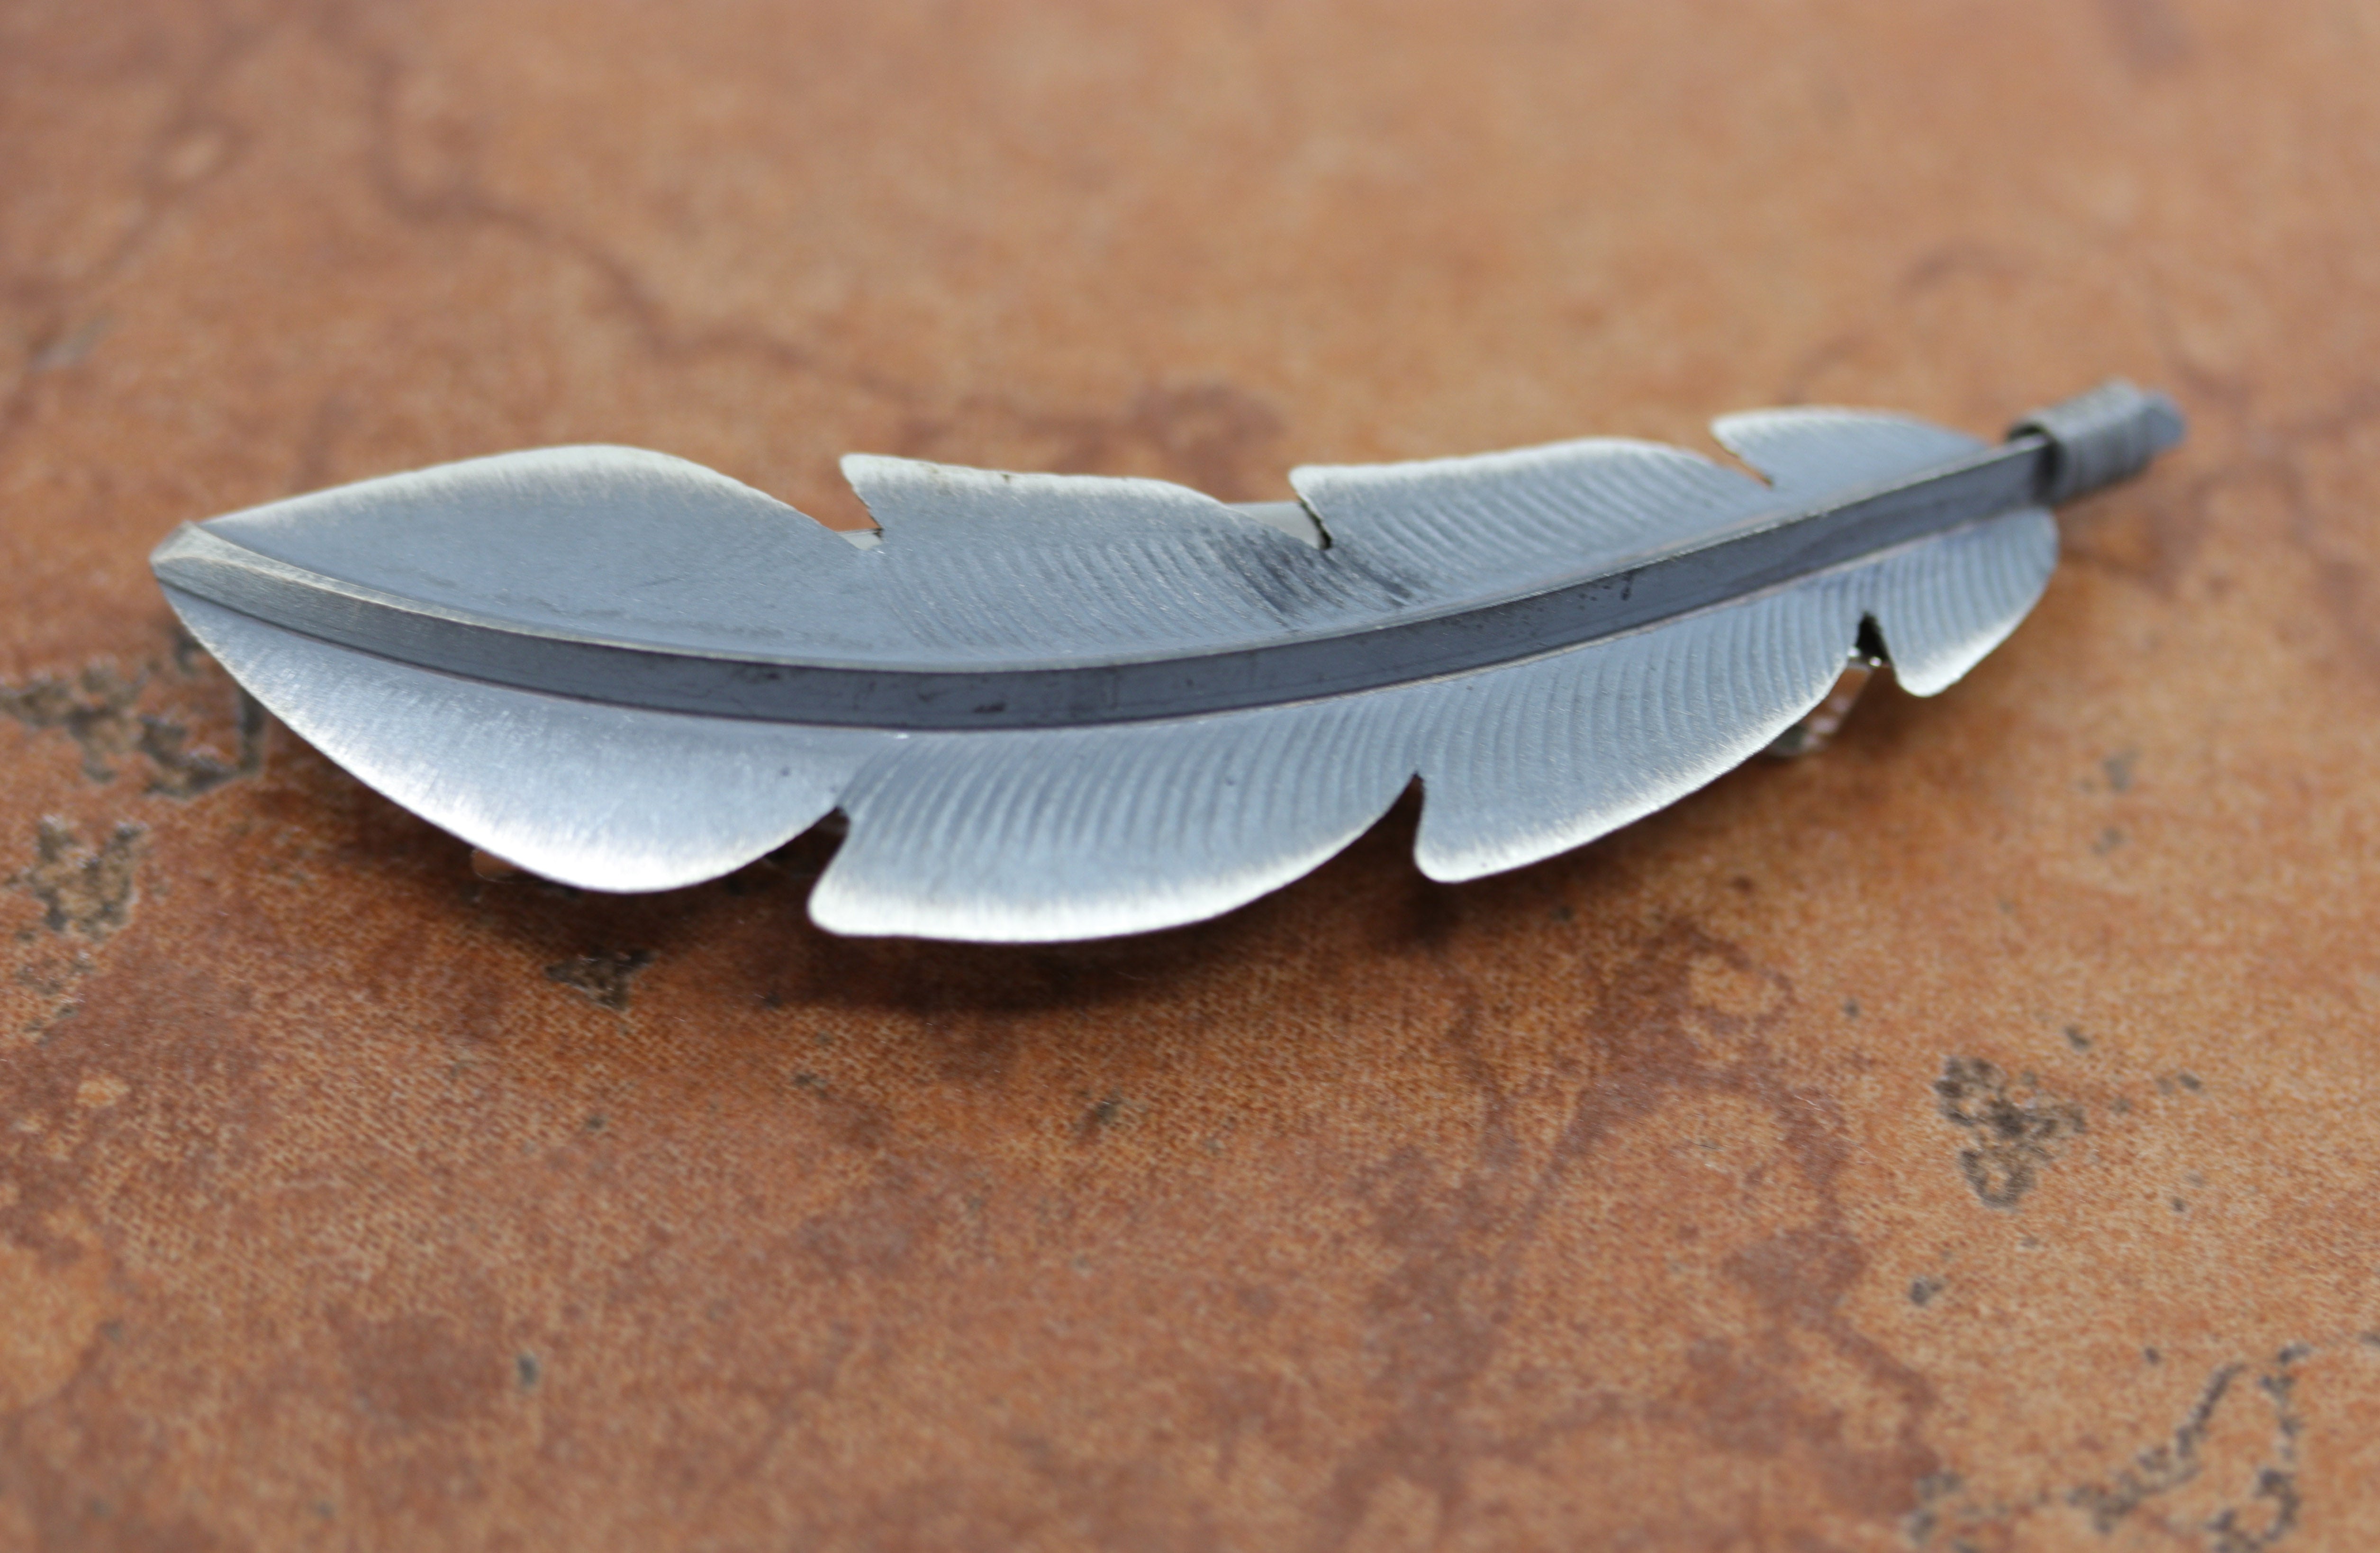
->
[[4, 2, 2379, 1548]]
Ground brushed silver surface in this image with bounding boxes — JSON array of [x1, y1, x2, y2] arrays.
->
[[810, 695, 1420, 941], [165, 593, 886, 893], [150, 382, 2182, 941], [149, 436, 2050, 727], [1408, 573, 1865, 885]]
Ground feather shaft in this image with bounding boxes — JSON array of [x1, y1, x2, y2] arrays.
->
[[151, 413, 2143, 731]]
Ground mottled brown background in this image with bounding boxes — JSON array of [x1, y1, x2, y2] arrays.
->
[[2, 1, 2377, 1549]]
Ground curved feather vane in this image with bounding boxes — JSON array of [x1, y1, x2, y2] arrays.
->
[[151, 381, 2183, 941]]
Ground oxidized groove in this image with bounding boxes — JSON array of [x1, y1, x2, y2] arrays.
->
[[154, 438, 2053, 730]]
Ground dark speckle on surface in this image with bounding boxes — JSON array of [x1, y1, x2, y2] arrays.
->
[[1933, 1057, 2086, 1209], [1078, 1092, 1126, 1140], [10, 820, 145, 939], [543, 949, 653, 1011], [0, 661, 263, 797]]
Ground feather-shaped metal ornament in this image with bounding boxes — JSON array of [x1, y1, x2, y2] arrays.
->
[[151, 380, 2182, 941]]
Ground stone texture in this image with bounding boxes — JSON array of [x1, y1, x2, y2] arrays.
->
[[3, 1, 2378, 1548]]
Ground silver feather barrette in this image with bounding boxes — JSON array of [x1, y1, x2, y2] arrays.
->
[[152, 380, 2182, 942]]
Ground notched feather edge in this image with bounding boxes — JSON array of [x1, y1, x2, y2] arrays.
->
[[160, 406, 2050, 940]]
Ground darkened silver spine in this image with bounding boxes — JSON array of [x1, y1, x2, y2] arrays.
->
[[152, 382, 2180, 731]]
